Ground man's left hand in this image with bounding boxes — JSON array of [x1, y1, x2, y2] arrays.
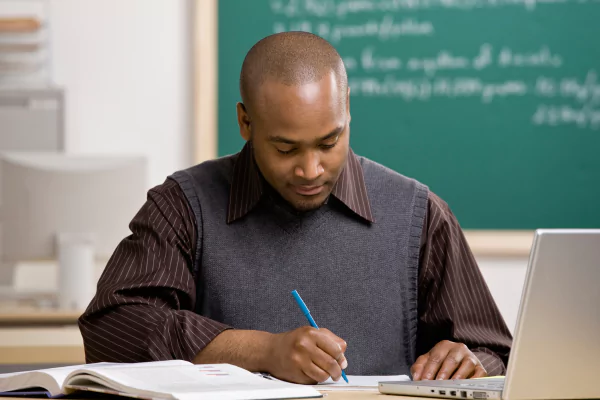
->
[[411, 340, 487, 381]]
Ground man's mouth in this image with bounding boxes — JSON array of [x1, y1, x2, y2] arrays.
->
[[293, 184, 324, 196]]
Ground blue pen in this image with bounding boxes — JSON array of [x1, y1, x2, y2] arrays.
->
[[291, 289, 349, 384]]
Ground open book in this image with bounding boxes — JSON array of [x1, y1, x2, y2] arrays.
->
[[0, 360, 322, 400]]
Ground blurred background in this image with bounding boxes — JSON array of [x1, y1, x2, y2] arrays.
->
[[0, 0, 598, 371]]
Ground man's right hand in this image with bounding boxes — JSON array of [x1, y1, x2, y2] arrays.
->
[[193, 327, 347, 385], [266, 326, 348, 384]]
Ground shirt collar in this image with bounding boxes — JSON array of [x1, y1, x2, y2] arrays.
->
[[227, 141, 374, 224]]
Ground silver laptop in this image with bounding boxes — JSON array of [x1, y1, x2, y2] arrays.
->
[[379, 229, 600, 400]]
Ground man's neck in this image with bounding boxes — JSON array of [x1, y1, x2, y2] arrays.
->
[[259, 174, 329, 218]]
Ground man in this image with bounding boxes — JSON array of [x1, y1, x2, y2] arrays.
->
[[79, 32, 512, 385]]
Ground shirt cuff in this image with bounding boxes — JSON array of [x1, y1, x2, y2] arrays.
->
[[471, 348, 507, 376]]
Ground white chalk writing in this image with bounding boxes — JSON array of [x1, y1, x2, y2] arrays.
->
[[473, 44, 493, 70], [270, 0, 587, 16], [339, 45, 564, 74], [349, 70, 600, 105], [561, 71, 600, 105], [533, 71, 600, 130], [498, 46, 563, 68], [268, 0, 599, 130], [532, 104, 600, 129], [407, 51, 470, 76], [535, 71, 600, 105], [361, 47, 402, 71], [344, 56, 359, 70], [348, 76, 528, 102], [273, 15, 434, 43]]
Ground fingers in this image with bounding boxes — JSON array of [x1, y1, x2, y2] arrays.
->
[[271, 327, 350, 385], [411, 354, 428, 381], [316, 329, 348, 371], [320, 328, 348, 353], [417, 343, 451, 381], [411, 341, 490, 383], [435, 348, 464, 380], [450, 354, 485, 380], [472, 366, 488, 379], [312, 346, 343, 382], [297, 329, 345, 383], [300, 360, 332, 384]]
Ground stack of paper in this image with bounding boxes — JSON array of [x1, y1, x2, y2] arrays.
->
[[0, 1, 51, 88]]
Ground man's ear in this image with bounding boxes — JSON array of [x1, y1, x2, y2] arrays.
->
[[236, 102, 251, 141]]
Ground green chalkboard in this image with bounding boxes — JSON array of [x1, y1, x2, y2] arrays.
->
[[218, 0, 600, 229]]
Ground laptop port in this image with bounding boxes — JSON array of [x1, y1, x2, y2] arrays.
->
[[439, 391, 446, 395], [460, 391, 467, 398], [450, 391, 457, 396], [473, 391, 487, 399]]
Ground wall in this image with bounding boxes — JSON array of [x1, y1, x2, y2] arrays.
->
[[0, 0, 192, 286], [49, 0, 193, 187], [477, 257, 528, 334]]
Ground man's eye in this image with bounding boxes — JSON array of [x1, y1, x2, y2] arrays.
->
[[276, 148, 295, 155], [321, 137, 339, 150]]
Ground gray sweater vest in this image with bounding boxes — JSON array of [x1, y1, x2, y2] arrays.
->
[[170, 153, 428, 375]]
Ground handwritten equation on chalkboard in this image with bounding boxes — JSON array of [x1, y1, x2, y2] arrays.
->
[[270, 0, 600, 130]]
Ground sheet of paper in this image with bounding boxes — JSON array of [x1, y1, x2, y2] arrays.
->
[[316, 375, 411, 391], [255, 372, 411, 392]]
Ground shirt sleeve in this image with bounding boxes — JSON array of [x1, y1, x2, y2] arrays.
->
[[78, 179, 230, 363], [417, 192, 513, 375]]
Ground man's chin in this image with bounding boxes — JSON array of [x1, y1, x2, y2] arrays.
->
[[289, 194, 328, 213]]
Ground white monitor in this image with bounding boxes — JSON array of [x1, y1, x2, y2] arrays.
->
[[0, 152, 147, 270]]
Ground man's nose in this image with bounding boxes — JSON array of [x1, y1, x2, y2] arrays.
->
[[295, 152, 324, 181]]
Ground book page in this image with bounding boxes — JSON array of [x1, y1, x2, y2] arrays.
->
[[0, 362, 174, 396], [75, 360, 190, 373], [0, 365, 93, 396], [172, 365, 321, 400], [63, 360, 192, 397], [66, 364, 321, 400]]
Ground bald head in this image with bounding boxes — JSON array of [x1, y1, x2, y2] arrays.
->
[[239, 32, 348, 113], [235, 32, 352, 213]]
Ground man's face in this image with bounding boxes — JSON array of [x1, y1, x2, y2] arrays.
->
[[237, 71, 350, 212]]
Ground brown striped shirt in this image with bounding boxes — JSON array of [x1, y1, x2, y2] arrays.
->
[[79, 147, 512, 375]]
